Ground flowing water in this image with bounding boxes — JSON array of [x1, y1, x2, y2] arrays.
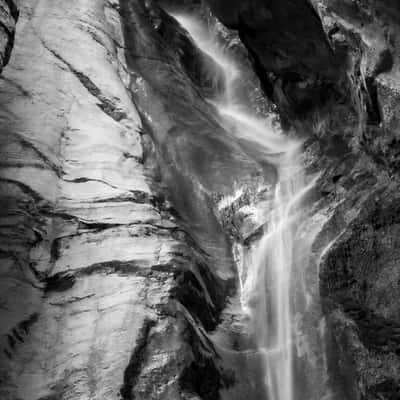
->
[[175, 15, 323, 400]]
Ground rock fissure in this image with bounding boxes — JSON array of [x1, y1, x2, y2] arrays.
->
[[119, 318, 157, 400], [36, 34, 130, 124]]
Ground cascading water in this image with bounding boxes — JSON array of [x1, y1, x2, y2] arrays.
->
[[175, 14, 325, 400]]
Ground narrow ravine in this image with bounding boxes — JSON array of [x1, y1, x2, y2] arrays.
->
[[175, 14, 324, 400]]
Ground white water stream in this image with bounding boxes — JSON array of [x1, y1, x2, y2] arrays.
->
[[175, 15, 321, 400]]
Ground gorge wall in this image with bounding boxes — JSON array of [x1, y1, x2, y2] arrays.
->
[[0, 1, 237, 398], [205, 1, 400, 399], [0, 0, 274, 398], [1, 0, 400, 400]]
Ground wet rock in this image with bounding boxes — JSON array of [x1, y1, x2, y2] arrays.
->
[[302, 3, 400, 398], [119, 0, 274, 286], [2, 0, 399, 399], [317, 186, 400, 399], [0, 1, 238, 399], [119, 2, 282, 397], [205, 0, 400, 397], [206, 0, 344, 119], [309, 0, 400, 173]]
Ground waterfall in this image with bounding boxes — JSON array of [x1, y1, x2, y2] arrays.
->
[[175, 14, 321, 400]]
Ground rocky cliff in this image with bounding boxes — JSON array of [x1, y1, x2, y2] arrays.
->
[[0, 1, 236, 398], [205, 1, 400, 399], [1, 0, 400, 400], [0, 0, 278, 398]]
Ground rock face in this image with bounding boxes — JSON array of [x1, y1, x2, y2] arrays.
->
[[205, 0, 400, 399], [310, 3, 400, 399], [0, 0, 18, 71], [0, 0, 277, 399], [206, 0, 344, 119], [1, 0, 400, 399], [0, 1, 243, 398]]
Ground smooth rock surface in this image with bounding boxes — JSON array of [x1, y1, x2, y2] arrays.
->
[[0, 1, 234, 399]]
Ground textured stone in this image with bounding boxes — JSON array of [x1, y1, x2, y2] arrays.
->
[[309, 0, 400, 172], [205, 0, 344, 119], [2, 0, 400, 399], [202, 0, 400, 397], [305, 2, 400, 398], [0, 1, 235, 399]]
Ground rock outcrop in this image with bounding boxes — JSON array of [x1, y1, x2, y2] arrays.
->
[[310, 3, 400, 399], [0, 0, 277, 398], [0, 1, 241, 398]]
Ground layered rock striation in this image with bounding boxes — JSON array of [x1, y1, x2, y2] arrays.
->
[[0, 1, 243, 398]]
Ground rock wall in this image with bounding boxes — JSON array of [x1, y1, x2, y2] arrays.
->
[[2, 0, 400, 399], [0, 1, 242, 398], [206, 0, 344, 120], [205, 0, 400, 398], [312, 2, 400, 398]]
